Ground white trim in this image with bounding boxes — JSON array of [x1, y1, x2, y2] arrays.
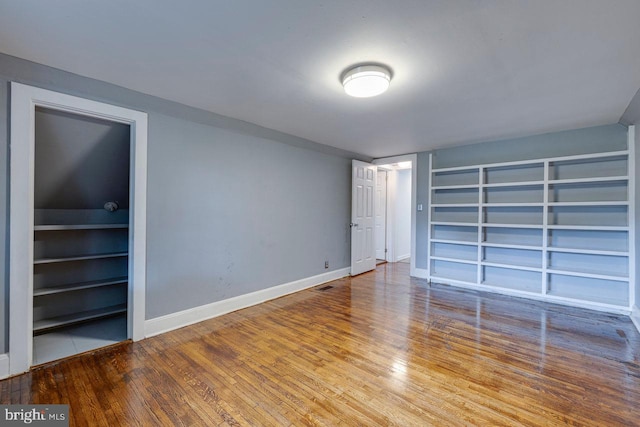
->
[[144, 267, 350, 338], [631, 306, 640, 334], [0, 354, 9, 379], [9, 83, 148, 376], [628, 125, 636, 311], [385, 170, 397, 262], [412, 268, 429, 279], [431, 279, 632, 316], [431, 149, 629, 173]]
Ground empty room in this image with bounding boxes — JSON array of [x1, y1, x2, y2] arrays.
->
[[0, 1, 639, 425]]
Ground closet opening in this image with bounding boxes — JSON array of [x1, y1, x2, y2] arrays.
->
[[9, 82, 147, 376], [32, 107, 130, 365]]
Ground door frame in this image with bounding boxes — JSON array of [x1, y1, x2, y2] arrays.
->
[[9, 83, 148, 375], [375, 169, 388, 261], [373, 154, 418, 276]]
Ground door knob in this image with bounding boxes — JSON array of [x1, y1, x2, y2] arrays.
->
[[350, 223, 359, 228]]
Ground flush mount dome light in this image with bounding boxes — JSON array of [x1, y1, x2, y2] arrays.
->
[[342, 64, 391, 98]]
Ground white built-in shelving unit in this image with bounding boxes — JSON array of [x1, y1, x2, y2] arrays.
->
[[428, 143, 635, 313]]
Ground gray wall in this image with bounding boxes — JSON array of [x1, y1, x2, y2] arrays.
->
[[35, 108, 130, 209], [431, 124, 627, 169], [0, 53, 369, 353], [415, 152, 430, 270], [396, 169, 412, 259], [146, 113, 352, 316], [414, 124, 629, 271]]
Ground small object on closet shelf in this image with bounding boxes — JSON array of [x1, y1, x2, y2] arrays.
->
[[104, 201, 119, 212]]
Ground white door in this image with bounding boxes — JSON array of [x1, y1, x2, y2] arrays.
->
[[351, 160, 377, 275], [375, 170, 387, 260]]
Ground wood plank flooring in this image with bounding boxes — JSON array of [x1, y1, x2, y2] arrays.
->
[[2, 262, 639, 426]]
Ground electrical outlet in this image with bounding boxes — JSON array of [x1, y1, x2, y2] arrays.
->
[[325, 261, 329, 269]]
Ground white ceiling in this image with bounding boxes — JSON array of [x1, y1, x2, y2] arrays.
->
[[1, 1, 639, 158]]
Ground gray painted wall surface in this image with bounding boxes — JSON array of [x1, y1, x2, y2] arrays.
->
[[396, 169, 412, 259], [415, 124, 629, 275], [35, 108, 130, 209], [414, 152, 430, 270], [431, 124, 627, 169], [0, 53, 363, 352], [146, 113, 351, 317]]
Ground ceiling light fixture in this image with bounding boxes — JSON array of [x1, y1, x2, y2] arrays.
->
[[342, 64, 392, 98]]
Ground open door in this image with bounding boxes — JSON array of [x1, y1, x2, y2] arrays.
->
[[351, 160, 377, 275]]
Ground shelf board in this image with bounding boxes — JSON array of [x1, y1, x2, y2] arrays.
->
[[33, 276, 128, 297], [34, 252, 128, 265], [428, 275, 477, 285], [482, 202, 544, 208], [546, 247, 628, 256], [547, 201, 628, 207], [481, 261, 542, 272], [548, 175, 628, 185], [482, 180, 544, 188], [33, 304, 127, 334], [546, 268, 628, 282], [34, 223, 129, 231], [431, 203, 478, 208], [430, 238, 478, 246], [432, 165, 481, 173], [480, 242, 542, 251], [546, 225, 628, 231], [431, 184, 479, 190], [482, 223, 543, 229], [545, 291, 627, 308], [430, 256, 477, 265], [431, 221, 478, 227], [481, 242, 542, 250], [432, 150, 627, 175], [548, 150, 628, 164]]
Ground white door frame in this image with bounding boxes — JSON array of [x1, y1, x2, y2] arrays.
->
[[373, 154, 418, 277], [375, 170, 388, 261], [9, 83, 148, 375]]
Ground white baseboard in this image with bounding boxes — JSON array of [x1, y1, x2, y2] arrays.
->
[[145, 267, 350, 338], [397, 254, 411, 262], [0, 354, 9, 379], [631, 305, 640, 335], [411, 267, 428, 279]]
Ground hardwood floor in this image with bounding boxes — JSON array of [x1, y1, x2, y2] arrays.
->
[[2, 262, 639, 426]]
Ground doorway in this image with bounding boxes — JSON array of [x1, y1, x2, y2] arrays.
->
[[32, 107, 131, 365], [9, 83, 148, 375], [375, 170, 387, 264], [373, 155, 417, 276]]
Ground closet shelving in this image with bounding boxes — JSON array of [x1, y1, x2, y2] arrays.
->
[[33, 212, 129, 334], [428, 148, 634, 313]]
